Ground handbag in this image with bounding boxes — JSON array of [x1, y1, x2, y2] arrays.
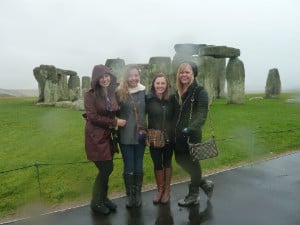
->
[[188, 136, 218, 161], [110, 129, 119, 153], [146, 129, 165, 148], [187, 87, 219, 161]]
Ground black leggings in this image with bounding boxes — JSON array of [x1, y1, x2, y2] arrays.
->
[[93, 160, 113, 197], [174, 151, 204, 187], [150, 145, 173, 170]]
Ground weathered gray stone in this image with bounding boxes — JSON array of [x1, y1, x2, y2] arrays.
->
[[44, 79, 58, 103], [105, 58, 126, 82], [33, 67, 46, 102], [148, 57, 172, 89], [33, 65, 79, 104], [174, 43, 202, 55], [82, 76, 91, 96], [71, 99, 84, 111], [199, 45, 240, 58], [265, 68, 281, 98], [57, 74, 69, 101], [226, 58, 245, 104], [198, 56, 225, 104], [68, 75, 80, 101], [56, 68, 77, 77]]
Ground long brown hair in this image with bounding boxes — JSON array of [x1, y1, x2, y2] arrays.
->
[[150, 73, 170, 101]]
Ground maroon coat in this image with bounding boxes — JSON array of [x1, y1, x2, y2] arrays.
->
[[84, 65, 118, 161]]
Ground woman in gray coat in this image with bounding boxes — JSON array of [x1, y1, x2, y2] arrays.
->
[[116, 65, 146, 208]]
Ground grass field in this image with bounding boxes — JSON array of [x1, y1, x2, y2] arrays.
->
[[1, 93, 300, 219]]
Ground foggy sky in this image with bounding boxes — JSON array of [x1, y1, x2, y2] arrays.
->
[[0, 0, 299, 91]]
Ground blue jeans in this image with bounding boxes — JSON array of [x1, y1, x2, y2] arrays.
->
[[120, 144, 145, 174]]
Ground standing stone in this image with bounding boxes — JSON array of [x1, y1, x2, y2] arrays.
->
[[33, 67, 46, 102], [172, 44, 201, 75], [265, 68, 281, 98], [197, 56, 225, 103], [82, 76, 91, 96], [198, 56, 218, 104], [226, 58, 245, 104], [57, 74, 69, 101], [68, 75, 80, 101], [148, 57, 172, 89], [40, 65, 58, 103], [105, 58, 126, 83]]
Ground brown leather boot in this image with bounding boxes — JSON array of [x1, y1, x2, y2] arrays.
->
[[153, 170, 164, 204], [161, 168, 172, 204]]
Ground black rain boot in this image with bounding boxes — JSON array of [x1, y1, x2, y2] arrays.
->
[[134, 173, 144, 207], [178, 183, 199, 207], [90, 181, 110, 215], [200, 179, 214, 200], [103, 184, 117, 211], [123, 174, 135, 208]]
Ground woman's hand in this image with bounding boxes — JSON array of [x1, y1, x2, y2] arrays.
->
[[117, 119, 127, 127]]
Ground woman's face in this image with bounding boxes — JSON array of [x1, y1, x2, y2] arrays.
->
[[127, 68, 140, 88], [154, 76, 167, 96], [179, 65, 193, 85], [99, 74, 111, 87]]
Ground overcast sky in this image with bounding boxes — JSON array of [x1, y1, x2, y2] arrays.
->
[[0, 0, 299, 91]]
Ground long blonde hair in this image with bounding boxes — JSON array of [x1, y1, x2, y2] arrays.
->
[[176, 63, 195, 105], [117, 65, 140, 102]]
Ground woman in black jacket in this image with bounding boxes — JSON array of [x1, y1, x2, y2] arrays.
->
[[146, 73, 173, 204], [171, 62, 214, 207]]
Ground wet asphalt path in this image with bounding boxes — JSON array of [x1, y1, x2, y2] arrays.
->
[[4, 151, 300, 225]]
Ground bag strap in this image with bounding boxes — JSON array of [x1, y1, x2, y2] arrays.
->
[[129, 94, 139, 131], [187, 87, 216, 144]]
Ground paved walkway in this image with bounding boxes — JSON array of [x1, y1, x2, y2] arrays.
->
[[4, 151, 300, 225]]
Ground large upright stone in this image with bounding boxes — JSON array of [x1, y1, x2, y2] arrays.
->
[[40, 65, 58, 103], [68, 75, 80, 101], [198, 56, 225, 104], [172, 43, 202, 77], [57, 74, 69, 101], [82, 76, 91, 96], [265, 68, 281, 98], [226, 58, 245, 104], [105, 58, 126, 83], [148, 57, 172, 89], [33, 67, 46, 102]]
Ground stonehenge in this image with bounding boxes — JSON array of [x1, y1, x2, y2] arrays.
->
[[34, 43, 269, 107]]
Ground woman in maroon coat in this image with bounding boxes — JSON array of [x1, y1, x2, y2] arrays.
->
[[84, 65, 126, 215]]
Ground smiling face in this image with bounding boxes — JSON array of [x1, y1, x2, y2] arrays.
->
[[127, 68, 140, 88], [154, 76, 167, 97], [178, 64, 193, 85], [98, 74, 111, 87]]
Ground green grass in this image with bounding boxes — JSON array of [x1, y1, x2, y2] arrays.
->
[[0, 93, 300, 219]]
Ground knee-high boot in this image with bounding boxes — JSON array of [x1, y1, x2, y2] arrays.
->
[[134, 173, 143, 207], [91, 176, 110, 214], [123, 174, 135, 208], [161, 168, 172, 204], [153, 170, 164, 204]]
